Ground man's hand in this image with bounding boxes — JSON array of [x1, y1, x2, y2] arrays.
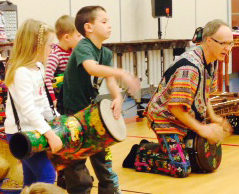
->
[[197, 123, 226, 144], [211, 115, 233, 136], [221, 118, 234, 134]]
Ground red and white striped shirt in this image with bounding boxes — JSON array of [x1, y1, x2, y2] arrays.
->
[[45, 44, 72, 101]]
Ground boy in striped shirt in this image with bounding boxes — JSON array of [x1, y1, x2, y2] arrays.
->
[[45, 15, 81, 189], [45, 15, 81, 106]]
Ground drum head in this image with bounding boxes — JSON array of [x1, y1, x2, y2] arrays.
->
[[195, 135, 222, 172], [99, 99, 127, 141]]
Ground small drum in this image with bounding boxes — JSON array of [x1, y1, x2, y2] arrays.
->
[[185, 132, 222, 172], [9, 99, 127, 170], [0, 129, 23, 192]]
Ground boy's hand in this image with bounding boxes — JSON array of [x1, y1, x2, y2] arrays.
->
[[44, 130, 63, 153], [122, 73, 140, 97], [111, 97, 123, 120]]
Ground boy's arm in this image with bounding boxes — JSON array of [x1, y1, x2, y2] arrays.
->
[[83, 60, 125, 78], [106, 76, 122, 100], [106, 76, 123, 120], [82, 60, 140, 97]]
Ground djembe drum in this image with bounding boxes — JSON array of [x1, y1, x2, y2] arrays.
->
[[184, 92, 239, 172], [50, 99, 127, 170], [183, 92, 239, 172], [9, 99, 127, 170], [185, 132, 222, 172]]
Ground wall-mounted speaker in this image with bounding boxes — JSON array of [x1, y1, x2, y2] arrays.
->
[[151, 0, 172, 18]]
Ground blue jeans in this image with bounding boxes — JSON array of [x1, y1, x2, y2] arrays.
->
[[7, 134, 56, 186]]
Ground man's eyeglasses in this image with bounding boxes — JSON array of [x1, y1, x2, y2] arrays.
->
[[210, 37, 234, 48]]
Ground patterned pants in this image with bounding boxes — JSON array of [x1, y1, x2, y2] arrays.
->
[[134, 134, 191, 178]]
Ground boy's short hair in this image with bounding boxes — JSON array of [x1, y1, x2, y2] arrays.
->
[[202, 19, 230, 42], [55, 15, 76, 40], [75, 6, 106, 37]]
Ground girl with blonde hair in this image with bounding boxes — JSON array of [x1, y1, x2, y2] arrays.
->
[[4, 18, 62, 187]]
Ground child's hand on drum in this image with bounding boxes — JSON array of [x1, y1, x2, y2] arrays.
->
[[44, 130, 63, 153], [111, 97, 123, 120]]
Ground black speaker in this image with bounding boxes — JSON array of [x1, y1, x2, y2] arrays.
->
[[151, 0, 172, 18]]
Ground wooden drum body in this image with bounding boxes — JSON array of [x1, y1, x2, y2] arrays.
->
[[185, 132, 222, 173]]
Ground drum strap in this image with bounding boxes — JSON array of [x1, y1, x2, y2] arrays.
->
[[9, 92, 21, 132], [38, 66, 56, 117], [44, 83, 56, 117], [92, 51, 103, 91]]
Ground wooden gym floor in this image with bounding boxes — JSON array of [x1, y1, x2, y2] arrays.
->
[[88, 118, 239, 194]]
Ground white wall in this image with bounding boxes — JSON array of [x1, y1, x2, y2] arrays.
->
[[6, 0, 232, 94], [160, 0, 196, 39], [9, 0, 230, 42], [120, 0, 158, 41], [196, 0, 228, 27], [11, 0, 69, 27], [70, 0, 121, 43]]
